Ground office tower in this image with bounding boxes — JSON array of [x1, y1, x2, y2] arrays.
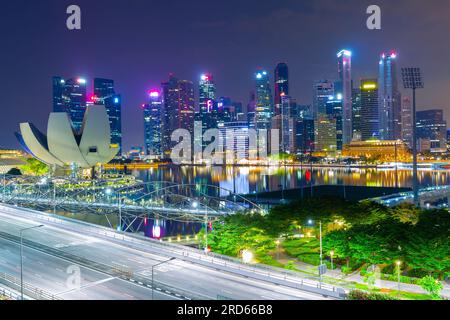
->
[[246, 91, 256, 129], [218, 121, 250, 162], [52, 76, 87, 133], [143, 90, 162, 157], [161, 74, 195, 158], [359, 79, 379, 141], [352, 87, 362, 141], [315, 115, 337, 153], [277, 95, 296, 153], [337, 50, 352, 145], [94, 78, 122, 155], [217, 97, 243, 124], [326, 97, 343, 151], [416, 109, 447, 153], [313, 80, 334, 118], [447, 130, 450, 151], [401, 96, 413, 147], [295, 117, 315, 154], [52, 77, 65, 113], [254, 70, 273, 130], [292, 104, 312, 120], [378, 51, 402, 140], [198, 73, 217, 128], [274, 63, 289, 116]]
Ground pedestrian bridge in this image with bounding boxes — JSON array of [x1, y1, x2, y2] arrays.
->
[[0, 174, 266, 232], [370, 185, 450, 209]]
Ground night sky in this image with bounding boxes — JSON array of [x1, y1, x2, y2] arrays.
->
[[0, 0, 449, 151]]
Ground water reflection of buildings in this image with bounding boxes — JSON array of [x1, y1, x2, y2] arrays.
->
[[135, 166, 450, 196], [129, 166, 450, 237]]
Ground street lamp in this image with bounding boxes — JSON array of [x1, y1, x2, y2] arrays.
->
[[242, 250, 253, 264], [402, 67, 424, 207], [275, 239, 281, 261], [152, 257, 175, 300], [396, 260, 402, 295], [20, 224, 44, 300], [307, 219, 323, 266], [330, 250, 334, 270]]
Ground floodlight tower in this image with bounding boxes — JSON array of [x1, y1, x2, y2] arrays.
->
[[401, 68, 424, 207]]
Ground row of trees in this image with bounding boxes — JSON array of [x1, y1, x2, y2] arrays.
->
[[206, 198, 449, 279]]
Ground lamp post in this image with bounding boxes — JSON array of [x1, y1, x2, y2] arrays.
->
[[308, 219, 323, 273], [20, 225, 44, 300], [2, 174, 6, 202], [330, 250, 334, 270], [402, 67, 424, 207], [152, 257, 175, 300], [117, 190, 122, 232], [396, 260, 402, 296], [275, 239, 281, 261]]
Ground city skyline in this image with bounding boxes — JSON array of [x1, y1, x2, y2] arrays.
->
[[0, 0, 449, 152]]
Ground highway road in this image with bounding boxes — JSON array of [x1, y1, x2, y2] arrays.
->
[[0, 205, 334, 300]]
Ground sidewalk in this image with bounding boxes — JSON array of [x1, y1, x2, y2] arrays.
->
[[276, 250, 449, 298]]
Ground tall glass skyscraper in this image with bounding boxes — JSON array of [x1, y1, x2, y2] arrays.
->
[[313, 80, 334, 119], [337, 50, 353, 145], [161, 74, 195, 158], [274, 63, 289, 116], [352, 87, 362, 141], [326, 97, 343, 151], [198, 73, 216, 128], [416, 109, 447, 153], [143, 90, 162, 157], [94, 78, 122, 155], [378, 51, 401, 140], [360, 79, 379, 140], [52, 76, 87, 133], [254, 70, 273, 130]]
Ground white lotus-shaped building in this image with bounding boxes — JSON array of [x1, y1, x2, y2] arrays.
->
[[16, 105, 118, 168]]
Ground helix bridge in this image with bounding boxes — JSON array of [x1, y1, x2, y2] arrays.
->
[[0, 174, 266, 233]]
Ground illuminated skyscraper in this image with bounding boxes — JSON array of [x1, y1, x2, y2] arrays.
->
[[161, 74, 195, 158], [379, 51, 401, 140], [337, 50, 352, 145], [273, 95, 296, 153], [254, 70, 273, 130], [352, 87, 362, 141], [315, 115, 337, 153], [274, 63, 289, 116], [143, 90, 162, 157], [52, 76, 87, 133], [360, 79, 379, 140], [94, 78, 122, 155], [416, 109, 447, 153], [247, 91, 256, 129], [313, 80, 334, 119], [326, 96, 343, 151], [198, 73, 217, 129]]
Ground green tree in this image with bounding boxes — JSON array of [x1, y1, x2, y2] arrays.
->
[[419, 275, 443, 299], [21, 158, 49, 176], [6, 168, 21, 176]]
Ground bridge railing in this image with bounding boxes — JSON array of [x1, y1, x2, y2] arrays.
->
[[0, 272, 62, 300]]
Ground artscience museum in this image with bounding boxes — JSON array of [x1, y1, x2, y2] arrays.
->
[[16, 105, 118, 169]]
